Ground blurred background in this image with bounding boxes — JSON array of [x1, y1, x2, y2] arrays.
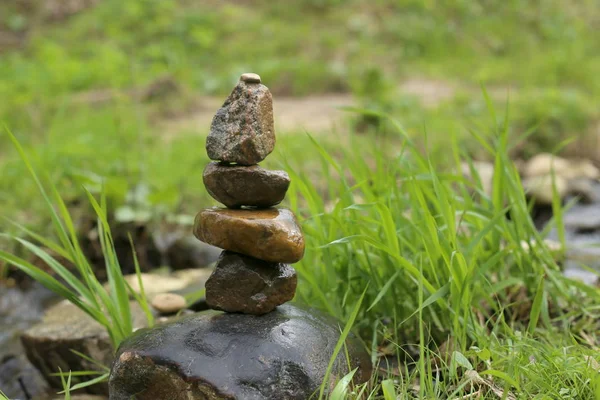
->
[[1, 0, 600, 279], [1, 0, 599, 278], [2, 0, 599, 206], [2, 1, 600, 397]]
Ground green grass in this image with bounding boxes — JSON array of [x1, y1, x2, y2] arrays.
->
[[1, 0, 600, 234], [2, 99, 600, 397], [58, 369, 72, 400], [280, 108, 600, 398], [1, 0, 599, 151], [0, 127, 154, 388], [2, 1, 600, 398]]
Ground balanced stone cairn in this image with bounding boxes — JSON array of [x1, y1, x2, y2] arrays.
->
[[108, 74, 372, 400], [195, 72, 304, 315]]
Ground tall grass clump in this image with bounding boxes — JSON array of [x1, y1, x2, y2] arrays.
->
[[283, 104, 600, 397], [0, 128, 153, 369]]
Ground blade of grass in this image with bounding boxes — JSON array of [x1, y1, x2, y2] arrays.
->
[[329, 368, 357, 400], [58, 372, 110, 393], [318, 285, 368, 400], [527, 275, 545, 335], [58, 368, 72, 400]]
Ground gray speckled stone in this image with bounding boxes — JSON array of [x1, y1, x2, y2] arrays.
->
[[206, 79, 275, 165], [206, 251, 297, 315], [109, 304, 372, 400]]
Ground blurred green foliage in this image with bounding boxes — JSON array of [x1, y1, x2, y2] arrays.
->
[[2, 3, 600, 396], [1, 0, 599, 236], [1, 0, 599, 127]]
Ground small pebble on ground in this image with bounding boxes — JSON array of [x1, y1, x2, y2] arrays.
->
[[151, 293, 187, 314]]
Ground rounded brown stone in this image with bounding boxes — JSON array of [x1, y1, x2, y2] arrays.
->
[[151, 293, 187, 315], [193, 208, 305, 263], [206, 251, 297, 315], [240, 72, 261, 83], [203, 162, 290, 208], [206, 80, 275, 165]]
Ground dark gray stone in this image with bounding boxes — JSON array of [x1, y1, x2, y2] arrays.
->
[[109, 304, 372, 400], [203, 162, 290, 208], [206, 251, 296, 315], [206, 78, 275, 165], [0, 283, 53, 399]]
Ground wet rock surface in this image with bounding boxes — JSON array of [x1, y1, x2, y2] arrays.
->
[[206, 251, 297, 315], [194, 208, 305, 263], [13, 267, 211, 396], [109, 303, 372, 400], [1, 269, 211, 399], [107, 73, 364, 399], [206, 77, 275, 165], [203, 162, 290, 208]]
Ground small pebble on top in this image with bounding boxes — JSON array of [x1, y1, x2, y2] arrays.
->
[[240, 73, 261, 83]]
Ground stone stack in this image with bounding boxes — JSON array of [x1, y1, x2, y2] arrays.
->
[[108, 74, 372, 400], [195, 72, 304, 315]]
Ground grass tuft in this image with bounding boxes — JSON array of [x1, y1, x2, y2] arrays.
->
[[283, 106, 600, 398], [0, 127, 153, 389]]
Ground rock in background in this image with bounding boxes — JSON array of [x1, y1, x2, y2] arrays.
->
[[0, 282, 51, 399], [19, 268, 209, 396], [462, 153, 600, 286]]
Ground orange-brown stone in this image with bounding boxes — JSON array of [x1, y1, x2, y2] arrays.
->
[[193, 208, 305, 263]]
